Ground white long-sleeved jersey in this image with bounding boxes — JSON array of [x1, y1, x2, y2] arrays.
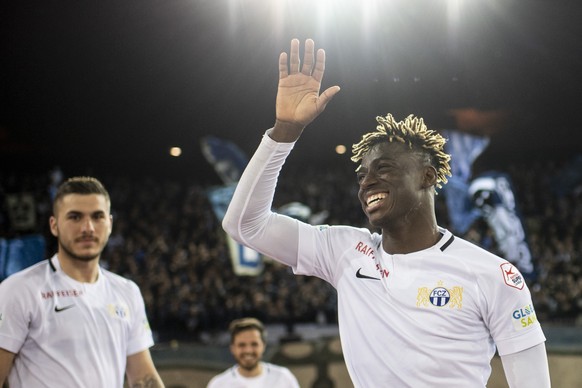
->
[[223, 131, 546, 387]]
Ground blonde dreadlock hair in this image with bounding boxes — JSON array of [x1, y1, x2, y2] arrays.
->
[[351, 113, 452, 189]]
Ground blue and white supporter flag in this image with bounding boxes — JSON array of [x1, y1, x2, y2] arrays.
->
[[469, 173, 534, 276], [202, 136, 264, 276], [441, 129, 490, 234], [206, 185, 264, 276], [201, 136, 249, 185], [442, 130, 535, 278], [0, 234, 45, 281]]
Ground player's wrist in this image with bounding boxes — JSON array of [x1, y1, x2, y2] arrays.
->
[[271, 120, 304, 142]]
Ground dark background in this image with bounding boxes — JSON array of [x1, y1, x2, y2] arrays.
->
[[2, 0, 581, 183]]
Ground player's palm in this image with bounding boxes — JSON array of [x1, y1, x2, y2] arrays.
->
[[276, 73, 323, 127]]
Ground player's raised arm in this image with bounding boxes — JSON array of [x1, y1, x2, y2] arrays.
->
[[271, 38, 340, 143]]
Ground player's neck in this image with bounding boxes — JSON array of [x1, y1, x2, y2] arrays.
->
[[381, 224, 441, 255], [57, 253, 100, 283], [238, 362, 263, 378]]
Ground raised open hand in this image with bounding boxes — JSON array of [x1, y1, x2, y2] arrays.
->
[[273, 39, 340, 141]]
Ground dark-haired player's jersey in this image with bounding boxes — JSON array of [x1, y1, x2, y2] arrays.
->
[[0, 255, 154, 388]]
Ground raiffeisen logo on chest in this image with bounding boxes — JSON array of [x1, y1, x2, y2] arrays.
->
[[512, 304, 538, 330]]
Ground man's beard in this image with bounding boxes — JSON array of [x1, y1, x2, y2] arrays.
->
[[59, 238, 103, 262], [237, 357, 259, 372]]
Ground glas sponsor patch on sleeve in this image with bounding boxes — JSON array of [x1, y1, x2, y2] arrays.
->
[[512, 303, 539, 330]]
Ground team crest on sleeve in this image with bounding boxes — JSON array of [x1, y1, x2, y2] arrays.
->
[[500, 263, 524, 290], [417, 281, 463, 309]]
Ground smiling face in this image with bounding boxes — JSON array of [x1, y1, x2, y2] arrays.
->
[[49, 193, 112, 263], [356, 141, 435, 229], [230, 328, 265, 376]]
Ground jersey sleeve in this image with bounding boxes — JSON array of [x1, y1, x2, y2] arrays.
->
[[294, 224, 375, 288], [126, 281, 154, 356], [205, 368, 233, 388], [206, 376, 218, 388], [480, 261, 546, 356], [281, 367, 300, 388], [0, 275, 31, 354], [223, 130, 303, 268]]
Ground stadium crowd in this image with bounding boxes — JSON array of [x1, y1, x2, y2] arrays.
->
[[1, 153, 581, 342]]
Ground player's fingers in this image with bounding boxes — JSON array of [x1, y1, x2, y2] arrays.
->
[[312, 48, 326, 82], [279, 52, 288, 79], [301, 39, 315, 76], [318, 86, 341, 109], [289, 38, 300, 74]]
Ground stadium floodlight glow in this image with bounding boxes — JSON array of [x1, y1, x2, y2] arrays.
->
[[264, 0, 388, 38], [169, 147, 182, 157]]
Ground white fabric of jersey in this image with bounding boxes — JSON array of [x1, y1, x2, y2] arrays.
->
[[0, 255, 155, 388], [223, 131, 547, 388], [206, 362, 300, 388]]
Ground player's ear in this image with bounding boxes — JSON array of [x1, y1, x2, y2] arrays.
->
[[422, 166, 437, 189], [49, 216, 58, 237]]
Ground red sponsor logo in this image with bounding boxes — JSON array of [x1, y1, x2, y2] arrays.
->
[[41, 289, 84, 299], [355, 242, 389, 278], [500, 263, 524, 290], [355, 241, 375, 259]]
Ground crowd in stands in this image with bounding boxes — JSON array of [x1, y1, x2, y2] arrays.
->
[[1, 153, 581, 342]]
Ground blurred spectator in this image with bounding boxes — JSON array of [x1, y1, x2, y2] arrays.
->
[[1, 153, 581, 340]]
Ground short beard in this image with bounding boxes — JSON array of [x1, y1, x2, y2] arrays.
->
[[59, 240, 102, 262], [238, 361, 259, 372]]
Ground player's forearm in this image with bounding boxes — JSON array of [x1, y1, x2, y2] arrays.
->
[[125, 350, 165, 388], [0, 348, 16, 385], [500, 342, 550, 387], [223, 130, 300, 266], [223, 129, 294, 241], [128, 374, 165, 388]]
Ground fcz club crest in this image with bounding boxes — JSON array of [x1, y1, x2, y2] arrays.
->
[[417, 281, 463, 309]]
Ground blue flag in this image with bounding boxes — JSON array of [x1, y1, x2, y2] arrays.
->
[[441, 130, 534, 278], [201, 136, 249, 185], [0, 234, 45, 281], [468, 172, 534, 276], [202, 136, 264, 276], [441, 129, 490, 235]]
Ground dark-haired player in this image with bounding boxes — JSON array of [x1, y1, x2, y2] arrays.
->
[[0, 177, 163, 387]]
